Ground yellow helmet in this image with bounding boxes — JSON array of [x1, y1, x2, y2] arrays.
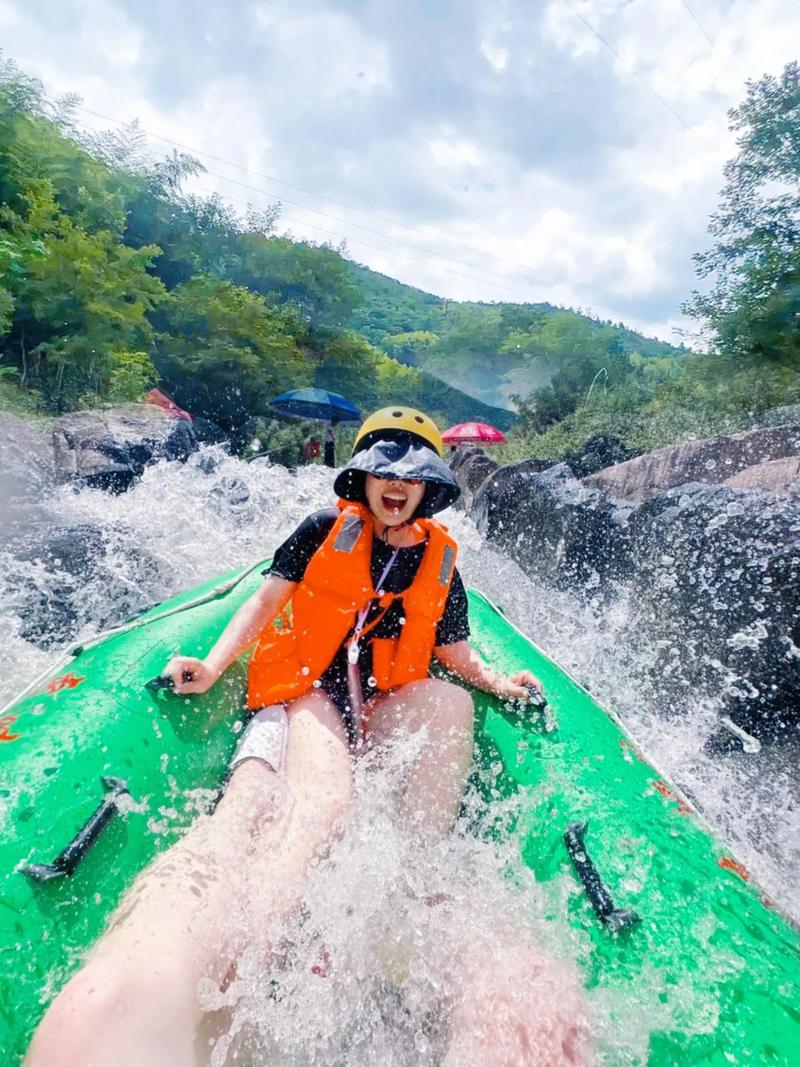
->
[[352, 406, 443, 457]]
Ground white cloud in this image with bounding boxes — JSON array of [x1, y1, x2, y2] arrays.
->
[[427, 135, 486, 170], [2, 0, 798, 347], [251, 3, 391, 99], [481, 41, 509, 73]]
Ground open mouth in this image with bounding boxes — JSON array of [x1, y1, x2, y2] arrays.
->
[[381, 493, 407, 515]]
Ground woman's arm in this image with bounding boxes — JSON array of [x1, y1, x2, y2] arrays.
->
[[434, 640, 541, 701], [164, 574, 296, 695]]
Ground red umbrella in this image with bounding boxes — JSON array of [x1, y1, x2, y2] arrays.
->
[[145, 388, 193, 421], [442, 422, 506, 445]]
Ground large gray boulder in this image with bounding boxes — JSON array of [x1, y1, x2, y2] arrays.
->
[[723, 456, 800, 493], [585, 425, 800, 502], [473, 462, 634, 590], [562, 433, 639, 477], [465, 419, 800, 745], [448, 445, 500, 511], [627, 483, 800, 744], [53, 404, 197, 492]]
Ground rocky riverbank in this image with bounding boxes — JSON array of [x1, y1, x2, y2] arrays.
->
[[451, 420, 800, 750]]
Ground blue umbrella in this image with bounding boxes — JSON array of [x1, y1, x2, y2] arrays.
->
[[269, 387, 362, 423]]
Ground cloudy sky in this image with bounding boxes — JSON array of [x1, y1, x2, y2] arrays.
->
[[2, 0, 799, 344]]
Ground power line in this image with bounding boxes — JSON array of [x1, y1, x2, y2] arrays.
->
[[679, 0, 717, 50], [198, 164, 569, 291], [677, 0, 741, 84], [185, 173, 570, 305], [559, 0, 692, 130], [75, 110, 603, 302], [74, 102, 560, 280]]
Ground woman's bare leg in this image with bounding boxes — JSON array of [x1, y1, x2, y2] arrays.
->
[[365, 678, 474, 838], [25, 692, 352, 1067], [246, 689, 353, 922], [24, 754, 281, 1067], [441, 915, 589, 1067]]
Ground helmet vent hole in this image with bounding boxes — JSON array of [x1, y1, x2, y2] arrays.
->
[[392, 410, 403, 417], [415, 415, 424, 423]]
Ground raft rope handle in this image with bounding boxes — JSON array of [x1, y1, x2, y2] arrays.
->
[[564, 821, 641, 932], [20, 776, 131, 882], [0, 557, 272, 717]]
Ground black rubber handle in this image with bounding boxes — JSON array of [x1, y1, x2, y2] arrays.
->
[[564, 821, 640, 932], [145, 669, 194, 692], [21, 776, 131, 882], [524, 684, 557, 732]]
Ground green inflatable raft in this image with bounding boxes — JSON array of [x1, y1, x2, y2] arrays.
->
[[1, 559, 798, 1063]]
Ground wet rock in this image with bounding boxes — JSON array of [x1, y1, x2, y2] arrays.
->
[[467, 425, 800, 745], [192, 416, 229, 447], [53, 404, 197, 493], [473, 462, 634, 590], [10, 521, 170, 649], [723, 456, 800, 493], [751, 403, 800, 429], [585, 425, 800, 502], [562, 434, 639, 478], [449, 446, 500, 511], [628, 483, 800, 744]]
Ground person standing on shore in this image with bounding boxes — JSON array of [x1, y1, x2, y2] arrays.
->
[[324, 418, 338, 467]]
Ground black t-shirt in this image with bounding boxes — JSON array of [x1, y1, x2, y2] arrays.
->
[[267, 508, 470, 725]]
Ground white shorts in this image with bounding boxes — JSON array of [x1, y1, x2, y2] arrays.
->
[[230, 705, 288, 774]]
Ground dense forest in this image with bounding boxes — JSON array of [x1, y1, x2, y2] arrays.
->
[[2, 54, 799, 463], [0, 56, 513, 448]]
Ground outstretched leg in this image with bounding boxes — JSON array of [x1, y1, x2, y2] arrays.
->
[[245, 689, 354, 924], [441, 913, 589, 1067], [25, 691, 352, 1067], [24, 755, 280, 1067]]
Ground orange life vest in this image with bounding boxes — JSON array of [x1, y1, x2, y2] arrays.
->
[[246, 501, 458, 710]]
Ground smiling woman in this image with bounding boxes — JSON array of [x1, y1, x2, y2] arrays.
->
[[365, 473, 426, 524], [24, 406, 550, 1067]]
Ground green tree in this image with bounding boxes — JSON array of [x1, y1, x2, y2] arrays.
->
[[151, 275, 308, 434], [382, 330, 439, 365], [685, 61, 800, 365], [1, 183, 163, 408]]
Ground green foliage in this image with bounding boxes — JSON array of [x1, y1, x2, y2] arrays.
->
[[107, 351, 157, 403], [346, 263, 443, 343], [346, 261, 684, 411], [225, 236, 361, 326], [0, 284, 14, 335], [1, 179, 163, 409], [383, 330, 439, 365], [0, 376, 45, 416], [311, 328, 516, 430], [152, 275, 308, 433], [685, 61, 800, 367]]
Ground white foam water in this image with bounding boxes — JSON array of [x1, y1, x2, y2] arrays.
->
[[2, 444, 798, 1063]]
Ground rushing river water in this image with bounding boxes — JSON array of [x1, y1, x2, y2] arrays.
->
[[1, 424, 798, 1064]]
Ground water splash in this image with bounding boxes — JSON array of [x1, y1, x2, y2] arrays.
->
[[1, 446, 798, 1062]]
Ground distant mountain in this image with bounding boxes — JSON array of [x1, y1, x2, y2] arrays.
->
[[345, 262, 688, 410], [313, 350, 518, 432]]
